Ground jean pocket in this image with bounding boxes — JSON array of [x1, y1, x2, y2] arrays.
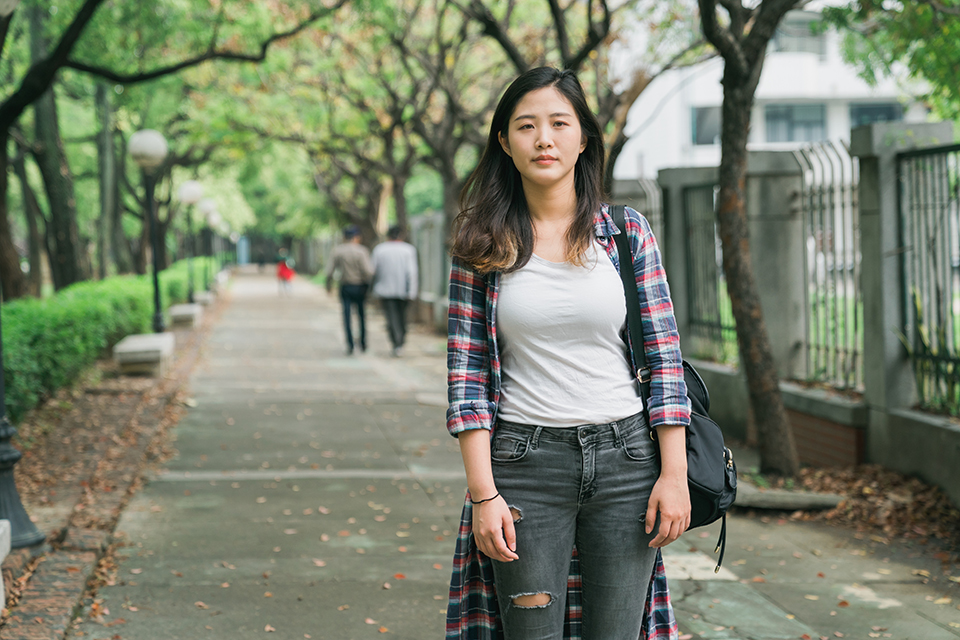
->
[[621, 426, 657, 462], [490, 432, 530, 463]]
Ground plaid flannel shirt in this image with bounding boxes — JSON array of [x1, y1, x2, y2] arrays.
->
[[445, 204, 690, 640]]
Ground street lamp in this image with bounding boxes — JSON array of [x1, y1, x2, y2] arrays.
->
[[129, 129, 168, 334], [197, 199, 217, 292], [177, 180, 203, 303], [0, 284, 45, 548]]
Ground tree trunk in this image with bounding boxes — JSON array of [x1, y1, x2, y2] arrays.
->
[[110, 144, 133, 274], [95, 83, 115, 280], [29, 4, 88, 290], [392, 173, 408, 231], [604, 129, 628, 197], [11, 149, 44, 297], [0, 132, 28, 300], [717, 65, 799, 477]]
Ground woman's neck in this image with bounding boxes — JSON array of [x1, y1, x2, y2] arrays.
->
[[522, 177, 578, 223]]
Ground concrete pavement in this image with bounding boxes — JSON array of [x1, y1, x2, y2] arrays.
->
[[71, 269, 959, 640]]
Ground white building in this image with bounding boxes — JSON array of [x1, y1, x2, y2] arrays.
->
[[613, 10, 930, 180]]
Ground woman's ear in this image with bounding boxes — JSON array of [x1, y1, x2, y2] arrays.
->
[[498, 131, 512, 157], [580, 135, 587, 154]]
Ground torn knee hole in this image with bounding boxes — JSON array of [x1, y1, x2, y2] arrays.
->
[[511, 593, 553, 608], [509, 507, 522, 523]]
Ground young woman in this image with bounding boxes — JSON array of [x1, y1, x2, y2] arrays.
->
[[445, 67, 691, 640]]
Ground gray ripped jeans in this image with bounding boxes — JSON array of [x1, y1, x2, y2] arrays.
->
[[490, 412, 661, 640]]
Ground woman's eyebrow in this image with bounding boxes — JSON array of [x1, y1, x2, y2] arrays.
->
[[513, 112, 573, 121]]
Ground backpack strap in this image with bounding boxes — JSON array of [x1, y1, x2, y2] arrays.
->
[[610, 204, 652, 404]]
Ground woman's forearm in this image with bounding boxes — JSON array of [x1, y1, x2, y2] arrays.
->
[[655, 424, 687, 478], [458, 429, 498, 500]]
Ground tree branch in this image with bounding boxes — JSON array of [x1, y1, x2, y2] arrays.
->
[[744, 0, 803, 64], [455, 0, 529, 73], [919, 0, 960, 16], [0, 12, 13, 63], [63, 0, 348, 84], [564, 0, 611, 71], [698, 0, 748, 78], [0, 0, 106, 129], [546, 0, 572, 63]]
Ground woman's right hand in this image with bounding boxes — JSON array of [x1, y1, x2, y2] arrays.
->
[[472, 496, 519, 562]]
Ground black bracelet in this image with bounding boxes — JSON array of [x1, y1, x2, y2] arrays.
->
[[470, 492, 499, 505]]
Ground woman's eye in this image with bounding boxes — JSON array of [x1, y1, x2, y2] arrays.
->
[[554, 121, 569, 127], [519, 123, 533, 130]]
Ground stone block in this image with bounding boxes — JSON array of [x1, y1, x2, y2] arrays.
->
[[0, 519, 9, 606], [194, 290, 215, 306], [169, 303, 203, 328], [113, 332, 175, 376]]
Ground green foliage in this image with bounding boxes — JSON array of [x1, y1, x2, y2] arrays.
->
[[824, 1, 959, 120], [0, 259, 204, 423]]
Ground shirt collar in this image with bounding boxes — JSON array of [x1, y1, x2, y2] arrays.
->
[[593, 203, 620, 239]]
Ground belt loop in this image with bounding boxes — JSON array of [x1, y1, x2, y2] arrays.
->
[[610, 421, 623, 449], [531, 426, 543, 450]]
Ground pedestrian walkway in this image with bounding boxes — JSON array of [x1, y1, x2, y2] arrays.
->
[[72, 270, 960, 640]]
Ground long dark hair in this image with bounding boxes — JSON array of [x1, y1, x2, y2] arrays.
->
[[451, 67, 605, 273]]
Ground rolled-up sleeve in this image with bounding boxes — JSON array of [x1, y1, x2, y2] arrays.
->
[[628, 208, 691, 428], [446, 259, 496, 435]]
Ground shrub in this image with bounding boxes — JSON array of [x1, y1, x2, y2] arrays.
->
[[1, 260, 203, 423]]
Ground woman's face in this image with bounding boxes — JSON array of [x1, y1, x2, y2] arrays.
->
[[498, 86, 586, 192]]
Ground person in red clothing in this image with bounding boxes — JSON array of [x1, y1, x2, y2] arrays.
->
[[276, 249, 295, 295]]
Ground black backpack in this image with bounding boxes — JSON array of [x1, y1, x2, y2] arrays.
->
[[611, 205, 737, 570]]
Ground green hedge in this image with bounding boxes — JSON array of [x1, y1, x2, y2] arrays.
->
[[1, 258, 216, 423]]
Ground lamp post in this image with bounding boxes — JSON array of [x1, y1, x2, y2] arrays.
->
[[207, 211, 222, 288], [197, 199, 217, 292], [0, 284, 45, 548], [129, 130, 169, 334], [177, 181, 203, 303]]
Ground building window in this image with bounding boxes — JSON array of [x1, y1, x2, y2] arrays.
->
[[692, 106, 721, 146], [765, 104, 826, 143], [849, 103, 903, 128], [770, 16, 825, 57]]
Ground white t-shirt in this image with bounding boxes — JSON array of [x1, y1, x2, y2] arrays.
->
[[496, 241, 644, 427]]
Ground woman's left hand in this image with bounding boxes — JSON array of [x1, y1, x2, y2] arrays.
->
[[645, 472, 690, 547]]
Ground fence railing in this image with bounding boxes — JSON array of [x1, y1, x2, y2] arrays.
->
[[795, 141, 863, 391], [898, 143, 960, 416], [682, 183, 738, 363]]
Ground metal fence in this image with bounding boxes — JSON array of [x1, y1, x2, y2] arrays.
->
[[683, 183, 738, 363], [898, 143, 960, 415], [794, 142, 863, 390]]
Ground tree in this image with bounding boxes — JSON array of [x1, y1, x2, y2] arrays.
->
[[0, 0, 346, 300], [824, 0, 960, 120], [698, 0, 801, 476]]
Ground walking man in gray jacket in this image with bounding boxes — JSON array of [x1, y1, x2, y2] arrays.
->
[[371, 226, 418, 357], [326, 226, 374, 355]]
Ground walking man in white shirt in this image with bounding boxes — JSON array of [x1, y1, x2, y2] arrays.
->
[[371, 226, 418, 357]]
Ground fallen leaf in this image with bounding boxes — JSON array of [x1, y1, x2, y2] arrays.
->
[[394, 573, 407, 580], [257, 497, 267, 504], [284, 529, 298, 535], [171, 571, 183, 577], [264, 592, 273, 598], [433, 563, 443, 570], [130, 568, 143, 575], [933, 597, 952, 605], [128, 606, 138, 612], [221, 582, 230, 588], [948, 576, 960, 583], [338, 605, 349, 611], [382, 582, 391, 589], [913, 569, 931, 578], [398, 546, 408, 552], [338, 530, 351, 537], [312, 559, 327, 567], [751, 576, 766, 583], [265, 624, 276, 632], [379, 627, 389, 633], [195, 602, 209, 609], [365, 618, 377, 624], [318, 506, 331, 514], [837, 600, 850, 607], [804, 595, 819, 600]]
